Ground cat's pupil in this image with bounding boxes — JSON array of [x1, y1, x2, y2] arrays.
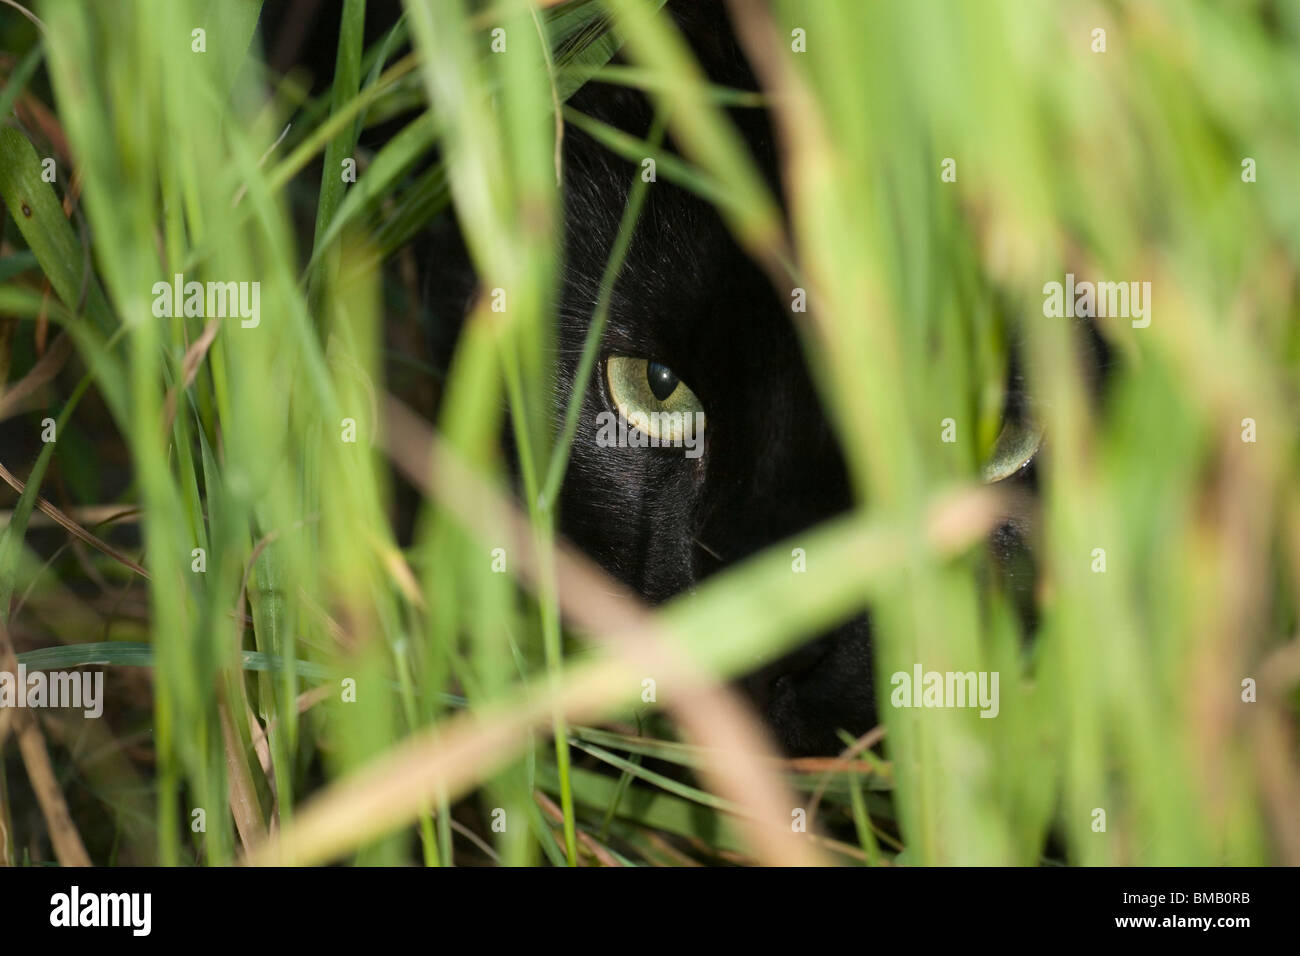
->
[[646, 361, 679, 401]]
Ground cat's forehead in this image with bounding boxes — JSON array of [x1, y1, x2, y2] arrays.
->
[[562, 193, 795, 370]]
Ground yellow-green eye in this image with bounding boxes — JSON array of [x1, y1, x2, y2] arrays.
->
[[605, 355, 705, 444], [981, 415, 1043, 482]]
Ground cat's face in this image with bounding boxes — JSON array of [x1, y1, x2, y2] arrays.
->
[[421, 8, 886, 757], [548, 112, 875, 756]]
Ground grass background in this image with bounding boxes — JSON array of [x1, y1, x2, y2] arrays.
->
[[0, 0, 1297, 866]]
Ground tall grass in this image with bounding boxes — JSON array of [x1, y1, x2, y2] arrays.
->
[[0, 0, 1297, 866]]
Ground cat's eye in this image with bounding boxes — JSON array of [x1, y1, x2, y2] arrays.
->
[[981, 412, 1043, 482], [605, 355, 705, 443]]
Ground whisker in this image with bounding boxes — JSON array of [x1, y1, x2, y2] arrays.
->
[[694, 537, 724, 562]]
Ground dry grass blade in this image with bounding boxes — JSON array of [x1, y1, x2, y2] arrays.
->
[[160, 316, 220, 435], [535, 790, 621, 866], [0, 331, 73, 422], [0, 622, 91, 865], [806, 725, 887, 829], [0, 504, 141, 530], [0, 461, 149, 579], [0, 0, 44, 32], [245, 659, 628, 866], [219, 695, 268, 855]]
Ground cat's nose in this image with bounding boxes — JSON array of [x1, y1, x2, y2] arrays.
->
[[735, 616, 876, 755], [740, 637, 833, 711]]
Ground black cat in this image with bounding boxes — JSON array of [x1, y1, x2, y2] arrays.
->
[[421, 3, 895, 756]]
